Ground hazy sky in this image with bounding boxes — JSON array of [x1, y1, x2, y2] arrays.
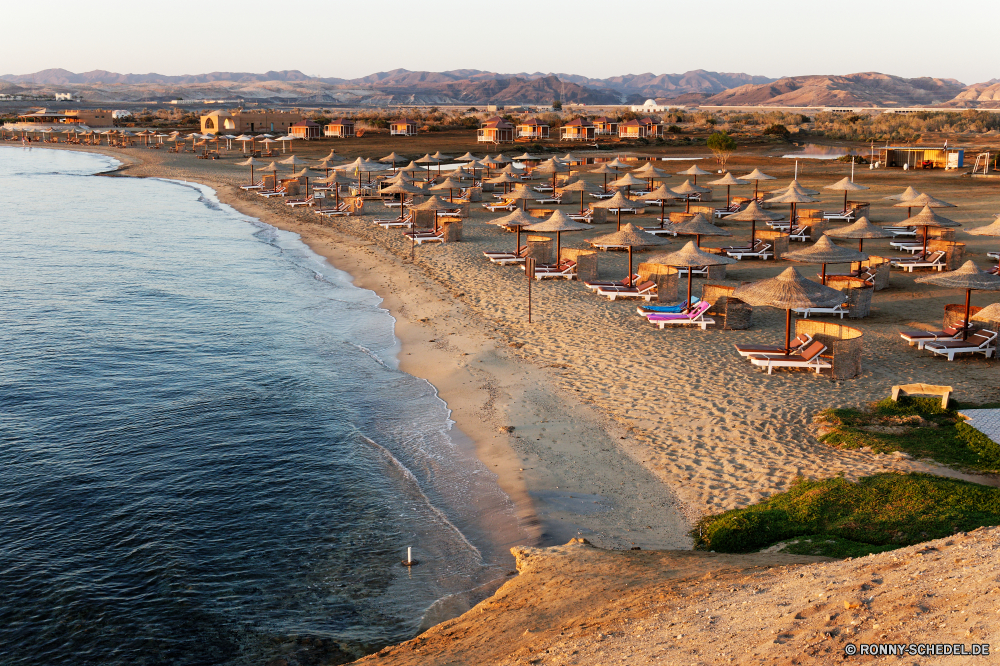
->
[[3, 0, 996, 84]]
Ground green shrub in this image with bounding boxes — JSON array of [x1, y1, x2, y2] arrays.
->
[[762, 124, 791, 138], [667, 124, 682, 133], [693, 473, 1000, 555]]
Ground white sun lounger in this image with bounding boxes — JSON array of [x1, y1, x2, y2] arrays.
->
[[645, 301, 715, 329], [596, 280, 657, 301], [735, 333, 813, 357], [727, 243, 773, 260], [894, 251, 946, 272], [793, 303, 849, 319], [748, 341, 831, 374], [923, 330, 997, 361]]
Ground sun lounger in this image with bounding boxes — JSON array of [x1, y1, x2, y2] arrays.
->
[[794, 302, 849, 319], [316, 201, 352, 217], [646, 301, 715, 329], [726, 243, 773, 260], [826, 267, 877, 285], [286, 195, 315, 207], [900, 324, 966, 349], [748, 341, 831, 374], [590, 191, 615, 199], [240, 180, 265, 191], [636, 298, 699, 316], [375, 214, 413, 228], [823, 208, 856, 222], [535, 196, 562, 205], [584, 275, 639, 291], [923, 330, 997, 361], [889, 241, 923, 253], [883, 226, 917, 237], [568, 212, 595, 223], [893, 250, 946, 272], [532, 185, 554, 192], [641, 224, 677, 236], [988, 252, 999, 261], [527, 260, 577, 280], [735, 333, 813, 357], [713, 202, 742, 218], [413, 232, 445, 245], [258, 186, 288, 198], [597, 280, 657, 301], [788, 226, 810, 242], [483, 201, 518, 212]]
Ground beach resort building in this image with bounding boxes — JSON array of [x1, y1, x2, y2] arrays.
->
[[877, 145, 964, 170], [200, 109, 305, 135], [325, 118, 355, 138], [390, 120, 418, 136], [12, 108, 114, 128], [560, 117, 595, 141], [517, 118, 549, 140], [477, 117, 514, 143], [289, 119, 322, 140], [593, 117, 618, 136], [618, 117, 662, 139]]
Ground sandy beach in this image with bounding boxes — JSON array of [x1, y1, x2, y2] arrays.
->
[[19, 136, 1000, 659]]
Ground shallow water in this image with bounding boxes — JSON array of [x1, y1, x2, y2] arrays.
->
[[0, 146, 517, 665]]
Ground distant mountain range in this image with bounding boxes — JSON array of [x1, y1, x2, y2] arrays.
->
[[2, 68, 998, 108]]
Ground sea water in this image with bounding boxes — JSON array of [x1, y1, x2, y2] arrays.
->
[[0, 147, 517, 665]]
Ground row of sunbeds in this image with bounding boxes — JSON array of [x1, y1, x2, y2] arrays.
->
[[900, 325, 997, 361]]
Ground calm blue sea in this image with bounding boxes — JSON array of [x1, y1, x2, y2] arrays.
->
[[0, 147, 517, 665]]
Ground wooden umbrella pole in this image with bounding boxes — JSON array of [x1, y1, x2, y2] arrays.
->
[[687, 267, 693, 312], [964, 289, 971, 341], [627, 247, 634, 287], [785, 309, 793, 355], [821, 263, 827, 285]]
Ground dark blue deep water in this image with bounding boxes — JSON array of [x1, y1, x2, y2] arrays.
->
[[0, 147, 515, 665]]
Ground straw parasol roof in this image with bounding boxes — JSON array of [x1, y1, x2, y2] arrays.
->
[[318, 171, 355, 185], [590, 223, 668, 248], [493, 153, 512, 163], [771, 179, 820, 196], [884, 186, 922, 201], [892, 193, 955, 209], [514, 152, 542, 160], [456, 152, 477, 161], [480, 156, 503, 167], [724, 200, 784, 222], [677, 164, 712, 177], [609, 173, 647, 188], [430, 151, 450, 160], [288, 168, 310, 178], [487, 172, 521, 184], [236, 156, 261, 166], [381, 181, 423, 195], [906, 206, 960, 229], [397, 160, 423, 173], [785, 236, 868, 283], [280, 155, 307, 168], [559, 152, 579, 162], [915, 260, 1000, 291], [589, 163, 620, 175], [647, 240, 735, 268], [672, 213, 731, 247], [411, 195, 455, 211], [591, 190, 638, 209], [708, 172, 748, 186], [824, 216, 893, 251], [740, 168, 776, 182], [606, 158, 631, 169], [966, 218, 1000, 237], [414, 153, 440, 164], [431, 177, 464, 190], [639, 183, 680, 200], [768, 188, 819, 204], [507, 184, 544, 200], [671, 179, 710, 195], [824, 176, 869, 193], [525, 210, 592, 233], [631, 162, 670, 178], [733, 267, 844, 309], [491, 208, 538, 228], [379, 152, 405, 165], [971, 302, 1000, 322]]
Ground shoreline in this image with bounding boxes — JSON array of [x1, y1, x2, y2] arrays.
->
[[27, 143, 691, 552]]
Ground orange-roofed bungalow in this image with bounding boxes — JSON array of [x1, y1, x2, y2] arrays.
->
[[560, 118, 595, 141], [618, 119, 646, 138], [325, 118, 355, 138], [289, 119, 321, 140], [478, 116, 514, 143], [640, 117, 663, 137], [517, 118, 549, 139], [390, 120, 418, 136], [593, 117, 617, 136]]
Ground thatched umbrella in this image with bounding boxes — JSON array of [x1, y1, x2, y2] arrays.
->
[[514, 151, 543, 163], [589, 163, 621, 191], [486, 172, 521, 195], [723, 200, 784, 245], [507, 184, 544, 211], [739, 168, 777, 199], [592, 191, 640, 230], [971, 302, 1000, 328], [966, 217, 1000, 270], [767, 188, 819, 228], [490, 208, 537, 254], [397, 160, 423, 181], [677, 164, 712, 184], [640, 184, 681, 225], [414, 153, 441, 181], [480, 155, 503, 177], [771, 179, 820, 196], [456, 152, 477, 162], [647, 241, 735, 308], [588, 223, 670, 285], [533, 159, 567, 190], [558, 179, 601, 215], [707, 172, 749, 207], [609, 172, 646, 196], [893, 192, 955, 219], [499, 163, 526, 177], [901, 205, 961, 255], [410, 195, 456, 233], [606, 157, 631, 170], [559, 152, 580, 163], [916, 261, 1000, 340], [287, 167, 312, 194], [632, 161, 670, 190], [312, 156, 343, 179], [430, 151, 451, 176], [258, 161, 279, 187], [884, 186, 921, 202], [784, 235, 869, 285], [824, 216, 894, 252], [430, 176, 465, 202], [493, 153, 513, 166], [824, 176, 869, 213], [525, 210, 592, 263], [733, 267, 845, 354], [379, 151, 406, 171], [672, 213, 731, 249], [318, 171, 356, 208], [672, 179, 711, 213], [381, 180, 423, 211], [236, 156, 261, 184]]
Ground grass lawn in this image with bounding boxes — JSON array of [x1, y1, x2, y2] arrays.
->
[[692, 472, 1000, 558], [814, 397, 1000, 473]]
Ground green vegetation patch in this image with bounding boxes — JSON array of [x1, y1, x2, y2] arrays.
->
[[692, 473, 1000, 557], [815, 397, 1000, 472]]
